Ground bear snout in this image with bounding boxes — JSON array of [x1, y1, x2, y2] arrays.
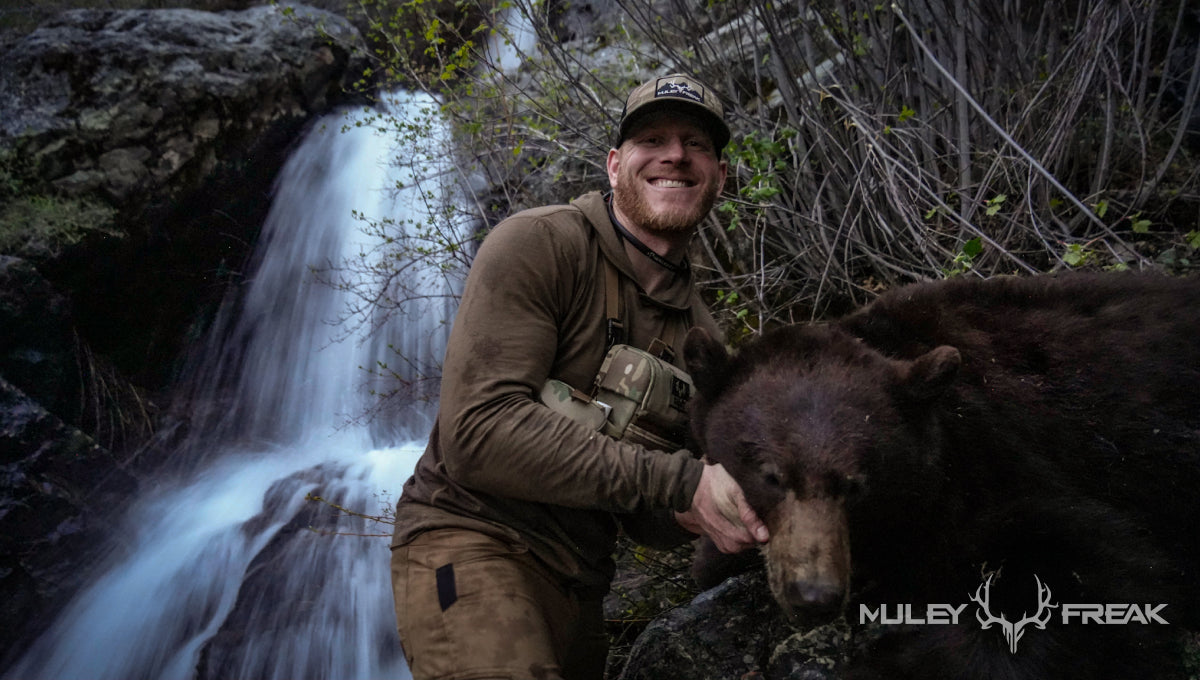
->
[[762, 493, 852, 625], [783, 579, 844, 621]]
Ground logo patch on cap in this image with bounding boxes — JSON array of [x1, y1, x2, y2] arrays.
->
[[654, 77, 705, 105]]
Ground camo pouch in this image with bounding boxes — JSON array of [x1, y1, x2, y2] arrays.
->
[[591, 344, 694, 451], [537, 345, 695, 451]]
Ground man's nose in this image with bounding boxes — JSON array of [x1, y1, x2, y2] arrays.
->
[[659, 137, 688, 163]]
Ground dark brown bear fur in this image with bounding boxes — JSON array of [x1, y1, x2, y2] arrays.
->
[[684, 273, 1200, 680]]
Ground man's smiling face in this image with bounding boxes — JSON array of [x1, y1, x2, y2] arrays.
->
[[607, 110, 728, 235]]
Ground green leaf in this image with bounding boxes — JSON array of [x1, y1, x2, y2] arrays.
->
[[1094, 200, 1109, 218], [897, 104, 915, 124], [985, 194, 1007, 216], [1131, 219, 1152, 234], [1187, 230, 1200, 250], [961, 237, 983, 257], [1063, 243, 1089, 267]]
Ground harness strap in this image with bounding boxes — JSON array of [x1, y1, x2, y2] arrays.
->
[[603, 255, 688, 362], [604, 257, 625, 348]]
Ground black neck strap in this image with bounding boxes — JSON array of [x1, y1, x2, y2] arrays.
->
[[605, 193, 688, 276]]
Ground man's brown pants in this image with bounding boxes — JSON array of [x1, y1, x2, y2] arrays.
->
[[391, 528, 608, 680]]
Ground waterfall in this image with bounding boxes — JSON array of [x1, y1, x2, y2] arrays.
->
[[3, 91, 469, 680]]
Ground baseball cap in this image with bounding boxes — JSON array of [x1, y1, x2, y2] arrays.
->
[[616, 74, 731, 151]]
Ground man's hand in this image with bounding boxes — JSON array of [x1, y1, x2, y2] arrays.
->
[[675, 462, 769, 553]]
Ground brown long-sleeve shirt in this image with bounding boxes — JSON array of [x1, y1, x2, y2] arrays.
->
[[392, 191, 715, 589]]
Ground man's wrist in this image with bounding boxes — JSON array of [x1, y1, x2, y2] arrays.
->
[[674, 509, 701, 536], [672, 454, 706, 512]]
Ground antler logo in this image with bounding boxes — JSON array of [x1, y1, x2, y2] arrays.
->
[[969, 574, 1059, 653]]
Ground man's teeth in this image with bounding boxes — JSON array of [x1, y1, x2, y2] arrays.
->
[[652, 179, 690, 187]]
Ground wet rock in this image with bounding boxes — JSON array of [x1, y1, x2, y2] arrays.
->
[[618, 570, 793, 680], [0, 376, 136, 662], [0, 256, 75, 414], [618, 569, 860, 680]]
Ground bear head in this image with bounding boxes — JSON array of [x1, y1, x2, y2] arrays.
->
[[683, 324, 961, 625]]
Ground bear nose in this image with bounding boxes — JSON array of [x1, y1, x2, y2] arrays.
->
[[785, 580, 843, 620]]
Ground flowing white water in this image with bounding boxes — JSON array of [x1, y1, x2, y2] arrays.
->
[[3, 92, 466, 680]]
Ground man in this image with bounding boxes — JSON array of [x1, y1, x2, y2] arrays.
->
[[390, 74, 768, 680]]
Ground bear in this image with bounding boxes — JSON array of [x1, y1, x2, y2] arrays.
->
[[682, 272, 1200, 679]]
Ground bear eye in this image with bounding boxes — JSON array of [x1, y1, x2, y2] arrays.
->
[[760, 462, 785, 489]]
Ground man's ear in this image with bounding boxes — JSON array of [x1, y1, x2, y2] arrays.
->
[[684, 327, 732, 398], [606, 147, 621, 189]]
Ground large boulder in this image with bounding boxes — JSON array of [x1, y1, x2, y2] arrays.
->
[[1, 4, 363, 205], [0, 5, 367, 387]]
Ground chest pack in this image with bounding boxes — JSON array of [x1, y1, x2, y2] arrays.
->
[[538, 257, 696, 451]]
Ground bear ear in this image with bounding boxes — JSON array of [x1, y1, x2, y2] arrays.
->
[[684, 327, 732, 398], [900, 345, 961, 401]]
